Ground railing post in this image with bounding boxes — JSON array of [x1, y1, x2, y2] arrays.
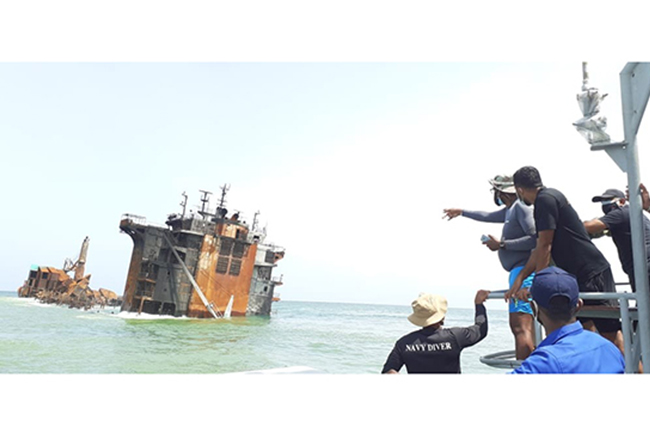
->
[[619, 296, 634, 373]]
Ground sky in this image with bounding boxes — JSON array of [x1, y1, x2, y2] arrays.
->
[[1, 60, 646, 310]]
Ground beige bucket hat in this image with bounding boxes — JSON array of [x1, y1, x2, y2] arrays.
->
[[408, 293, 448, 327]]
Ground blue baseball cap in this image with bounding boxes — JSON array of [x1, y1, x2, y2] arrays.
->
[[530, 267, 580, 310]]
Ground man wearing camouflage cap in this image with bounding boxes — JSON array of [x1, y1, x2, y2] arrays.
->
[[443, 174, 537, 359]]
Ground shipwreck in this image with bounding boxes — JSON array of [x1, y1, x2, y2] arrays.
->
[[17, 237, 122, 309], [119, 185, 285, 318]]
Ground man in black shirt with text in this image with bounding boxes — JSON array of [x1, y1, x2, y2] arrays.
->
[[505, 166, 625, 353], [382, 290, 490, 374]]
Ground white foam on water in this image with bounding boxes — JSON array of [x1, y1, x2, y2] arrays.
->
[[116, 311, 189, 320], [224, 366, 322, 375], [25, 299, 59, 308]]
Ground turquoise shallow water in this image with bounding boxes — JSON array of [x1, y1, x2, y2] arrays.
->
[[0, 291, 513, 374]]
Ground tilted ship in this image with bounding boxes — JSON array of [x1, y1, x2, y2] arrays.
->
[[119, 185, 285, 318]]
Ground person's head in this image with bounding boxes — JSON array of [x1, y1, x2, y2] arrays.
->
[[530, 267, 582, 329], [513, 166, 543, 206], [489, 175, 517, 207], [592, 188, 626, 215], [408, 293, 447, 328]]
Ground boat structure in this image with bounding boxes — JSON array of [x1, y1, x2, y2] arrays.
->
[[16, 237, 122, 309], [119, 185, 285, 318], [480, 62, 650, 374]]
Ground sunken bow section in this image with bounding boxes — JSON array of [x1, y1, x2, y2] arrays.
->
[[119, 187, 285, 318]]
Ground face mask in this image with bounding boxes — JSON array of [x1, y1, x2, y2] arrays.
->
[[602, 200, 618, 215]]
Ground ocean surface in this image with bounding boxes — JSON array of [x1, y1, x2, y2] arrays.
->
[[0, 290, 515, 374]]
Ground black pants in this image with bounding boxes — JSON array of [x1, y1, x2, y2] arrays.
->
[[578, 267, 622, 334]]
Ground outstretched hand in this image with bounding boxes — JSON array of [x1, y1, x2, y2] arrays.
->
[[442, 208, 462, 220]]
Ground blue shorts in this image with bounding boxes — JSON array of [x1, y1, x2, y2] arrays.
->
[[508, 266, 534, 315]]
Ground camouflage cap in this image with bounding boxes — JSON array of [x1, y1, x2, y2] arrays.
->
[[489, 174, 516, 194]]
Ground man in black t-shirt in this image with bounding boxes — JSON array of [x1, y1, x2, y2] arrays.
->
[[585, 188, 650, 293], [505, 166, 624, 353], [381, 290, 490, 374]]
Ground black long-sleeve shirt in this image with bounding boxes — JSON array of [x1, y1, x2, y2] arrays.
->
[[381, 304, 488, 374]]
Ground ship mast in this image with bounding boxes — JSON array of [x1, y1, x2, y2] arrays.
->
[[63, 236, 90, 281], [180, 191, 188, 218], [74, 236, 90, 281], [215, 184, 230, 219], [198, 190, 212, 220], [218, 184, 230, 208], [252, 210, 260, 232]]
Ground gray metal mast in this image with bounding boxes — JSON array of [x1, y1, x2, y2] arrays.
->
[[620, 63, 650, 371], [576, 62, 650, 372], [180, 191, 188, 218], [198, 190, 212, 219]]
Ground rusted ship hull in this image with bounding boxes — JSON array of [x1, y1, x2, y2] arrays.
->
[[17, 237, 122, 309], [119, 190, 285, 318]]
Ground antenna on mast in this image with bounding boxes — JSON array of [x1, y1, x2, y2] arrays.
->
[[180, 191, 188, 218], [581, 61, 589, 91], [218, 184, 230, 208], [215, 184, 230, 219], [252, 210, 261, 232], [198, 190, 212, 220]]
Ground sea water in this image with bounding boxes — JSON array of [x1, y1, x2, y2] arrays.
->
[[0, 291, 514, 374]]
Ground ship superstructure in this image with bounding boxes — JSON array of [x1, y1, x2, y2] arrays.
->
[[119, 186, 285, 318]]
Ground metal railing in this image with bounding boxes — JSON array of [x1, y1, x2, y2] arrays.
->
[[480, 289, 640, 373], [120, 213, 170, 229]]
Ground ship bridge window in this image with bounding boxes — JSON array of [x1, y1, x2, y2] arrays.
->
[[220, 238, 234, 256], [257, 267, 271, 280], [229, 259, 241, 276], [233, 241, 246, 258], [264, 250, 275, 263], [216, 257, 229, 274]]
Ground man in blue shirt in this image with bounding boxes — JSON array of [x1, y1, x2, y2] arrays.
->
[[512, 267, 625, 374]]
